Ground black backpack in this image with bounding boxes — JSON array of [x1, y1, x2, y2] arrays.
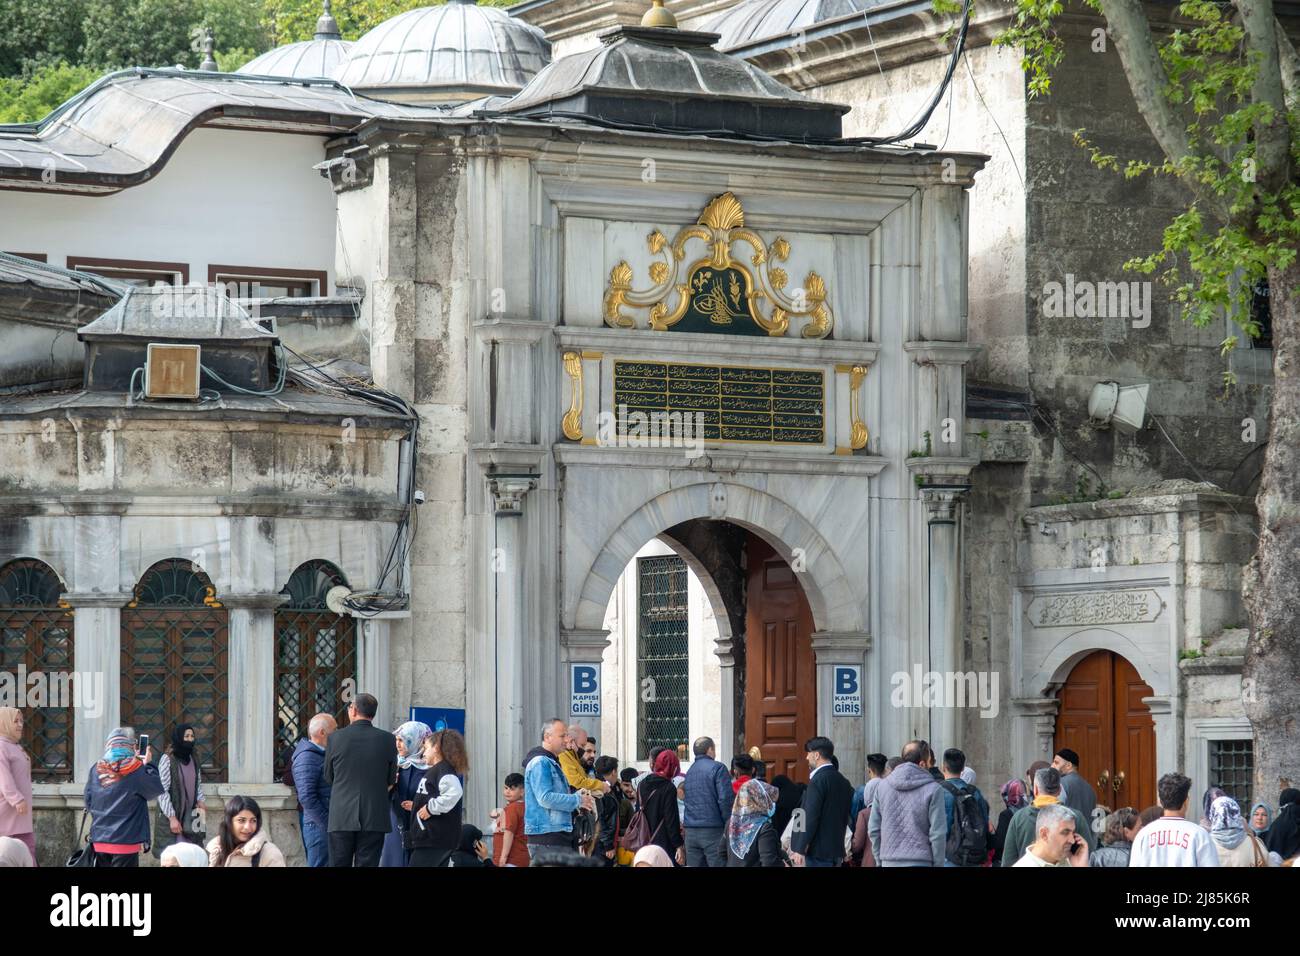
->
[[940, 780, 988, 866]]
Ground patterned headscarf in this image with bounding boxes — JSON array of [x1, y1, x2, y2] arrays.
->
[[1208, 795, 1247, 850], [395, 721, 433, 770], [97, 727, 142, 785], [727, 778, 778, 861], [653, 749, 681, 781], [1001, 778, 1029, 812]]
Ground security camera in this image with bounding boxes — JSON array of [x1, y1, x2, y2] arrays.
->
[[413, 490, 426, 505]]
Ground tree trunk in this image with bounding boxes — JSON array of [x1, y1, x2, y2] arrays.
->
[[1242, 255, 1300, 803]]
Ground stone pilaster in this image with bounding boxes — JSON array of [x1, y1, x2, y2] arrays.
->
[[221, 592, 286, 784]]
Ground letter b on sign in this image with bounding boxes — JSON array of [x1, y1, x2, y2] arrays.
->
[[574, 665, 598, 694], [836, 667, 858, 696]]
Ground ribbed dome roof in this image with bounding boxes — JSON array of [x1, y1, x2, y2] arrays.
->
[[240, 0, 353, 80], [240, 39, 353, 79], [333, 0, 551, 104], [704, 0, 879, 50]]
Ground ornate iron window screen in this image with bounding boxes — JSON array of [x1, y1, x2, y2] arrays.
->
[[0, 559, 74, 781], [121, 559, 228, 779], [636, 555, 690, 762], [274, 560, 356, 781]]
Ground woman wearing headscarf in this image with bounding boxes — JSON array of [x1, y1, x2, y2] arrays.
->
[[160, 842, 210, 868], [155, 724, 206, 857], [637, 749, 684, 865], [381, 720, 431, 867], [1265, 788, 1300, 862], [1249, 801, 1273, 843], [0, 707, 35, 866], [770, 774, 805, 840], [1209, 795, 1269, 866], [83, 728, 164, 867], [207, 795, 286, 867], [632, 845, 673, 867], [990, 779, 1029, 866], [1200, 786, 1226, 828], [0, 834, 33, 866], [722, 778, 783, 866]]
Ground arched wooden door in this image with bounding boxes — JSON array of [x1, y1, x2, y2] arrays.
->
[[1055, 650, 1156, 812], [744, 535, 816, 783]]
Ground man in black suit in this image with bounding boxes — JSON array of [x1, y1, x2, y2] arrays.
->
[[323, 693, 397, 866], [790, 736, 854, 867]]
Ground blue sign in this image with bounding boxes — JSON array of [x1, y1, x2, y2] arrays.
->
[[409, 706, 466, 735], [832, 666, 862, 717], [570, 663, 600, 717]]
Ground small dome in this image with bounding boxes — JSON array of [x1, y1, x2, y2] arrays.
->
[[704, 0, 880, 50], [240, 39, 353, 79], [334, 0, 551, 104]]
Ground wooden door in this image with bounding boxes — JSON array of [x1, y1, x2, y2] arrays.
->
[[1055, 650, 1155, 812], [744, 536, 816, 783]]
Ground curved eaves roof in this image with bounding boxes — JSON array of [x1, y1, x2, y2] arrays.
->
[[0, 69, 444, 195]]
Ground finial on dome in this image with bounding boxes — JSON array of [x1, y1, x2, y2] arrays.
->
[[641, 0, 677, 29], [199, 28, 218, 71], [315, 0, 342, 40]]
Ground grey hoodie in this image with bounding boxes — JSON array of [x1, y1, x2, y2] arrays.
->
[[867, 762, 946, 866]]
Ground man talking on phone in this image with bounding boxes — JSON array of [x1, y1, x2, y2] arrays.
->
[[1013, 803, 1090, 867]]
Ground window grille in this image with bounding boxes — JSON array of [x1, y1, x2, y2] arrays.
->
[[636, 555, 690, 761]]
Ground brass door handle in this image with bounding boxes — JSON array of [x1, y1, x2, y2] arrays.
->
[[1112, 770, 1125, 793], [1097, 769, 1110, 792]]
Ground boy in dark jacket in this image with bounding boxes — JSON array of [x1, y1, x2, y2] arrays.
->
[[592, 756, 621, 865]]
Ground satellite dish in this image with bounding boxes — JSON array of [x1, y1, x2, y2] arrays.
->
[[1088, 382, 1149, 434], [325, 585, 352, 615]]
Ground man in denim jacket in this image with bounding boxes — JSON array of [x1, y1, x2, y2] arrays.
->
[[524, 718, 595, 851]]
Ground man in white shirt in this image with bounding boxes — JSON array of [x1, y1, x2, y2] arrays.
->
[[1129, 772, 1219, 867], [1013, 803, 1090, 867]]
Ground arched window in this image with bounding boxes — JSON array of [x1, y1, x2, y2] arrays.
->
[[121, 559, 228, 778], [274, 560, 356, 781], [0, 559, 73, 781]]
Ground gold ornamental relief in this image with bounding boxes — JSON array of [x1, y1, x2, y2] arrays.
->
[[601, 192, 834, 338]]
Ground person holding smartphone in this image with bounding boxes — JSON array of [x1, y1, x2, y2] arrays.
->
[[83, 728, 164, 867], [1012, 803, 1090, 867]]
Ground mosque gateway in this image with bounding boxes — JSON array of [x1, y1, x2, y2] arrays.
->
[[0, 0, 1275, 864]]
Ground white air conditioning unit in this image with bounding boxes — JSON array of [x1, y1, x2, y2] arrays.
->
[[145, 343, 201, 400], [1088, 381, 1149, 434]]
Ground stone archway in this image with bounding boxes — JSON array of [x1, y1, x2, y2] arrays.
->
[[571, 480, 863, 636]]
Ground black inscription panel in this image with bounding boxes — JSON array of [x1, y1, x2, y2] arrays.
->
[[613, 361, 824, 445]]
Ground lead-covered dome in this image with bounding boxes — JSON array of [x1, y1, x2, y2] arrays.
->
[[240, 0, 353, 79], [333, 0, 551, 104], [704, 0, 879, 50]]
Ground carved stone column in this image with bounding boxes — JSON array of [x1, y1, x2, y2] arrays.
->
[[222, 592, 286, 785], [920, 484, 967, 751]]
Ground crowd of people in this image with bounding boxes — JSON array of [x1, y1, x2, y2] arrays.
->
[[2, 699, 1298, 869]]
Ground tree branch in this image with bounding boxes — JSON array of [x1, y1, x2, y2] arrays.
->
[[1237, 0, 1292, 192], [1277, 14, 1299, 110], [1096, 0, 1230, 219]]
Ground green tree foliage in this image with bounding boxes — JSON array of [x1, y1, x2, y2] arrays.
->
[[0, 60, 100, 122], [0, 0, 91, 76], [996, 0, 1298, 384], [263, 0, 515, 46], [79, 0, 269, 71]]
